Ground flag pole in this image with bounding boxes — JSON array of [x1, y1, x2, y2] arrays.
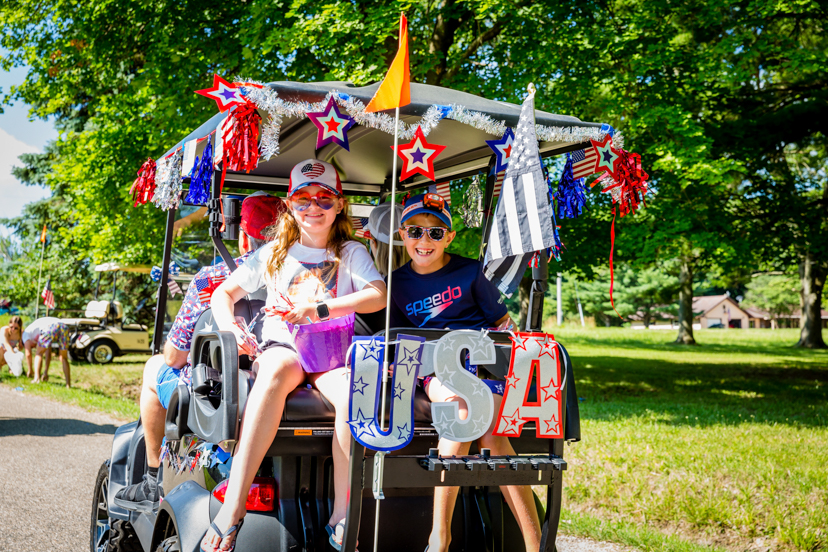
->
[[373, 104, 400, 552], [35, 235, 45, 319]]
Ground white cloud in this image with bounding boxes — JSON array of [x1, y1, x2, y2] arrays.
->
[[0, 126, 49, 220]]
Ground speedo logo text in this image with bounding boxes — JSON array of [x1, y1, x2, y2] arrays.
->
[[406, 286, 462, 326]]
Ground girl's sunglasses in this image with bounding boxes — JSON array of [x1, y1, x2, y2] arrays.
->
[[402, 225, 448, 241], [289, 190, 337, 211]]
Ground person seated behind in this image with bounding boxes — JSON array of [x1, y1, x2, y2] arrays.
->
[[0, 315, 23, 374], [389, 193, 540, 552], [357, 201, 410, 334], [203, 159, 386, 552], [113, 192, 286, 513]]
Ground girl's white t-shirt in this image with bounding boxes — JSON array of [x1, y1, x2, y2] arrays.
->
[[227, 240, 382, 343]]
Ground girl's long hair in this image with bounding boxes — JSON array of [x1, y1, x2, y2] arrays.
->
[[265, 197, 353, 286], [8, 316, 23, 334], [370, 238, 410, 277]]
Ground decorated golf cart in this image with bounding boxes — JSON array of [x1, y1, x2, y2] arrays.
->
[[92, 31, 649, 549]]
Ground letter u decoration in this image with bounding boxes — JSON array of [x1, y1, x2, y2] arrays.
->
[[348, 334, 425, 451], [493, 332, 563, 438], [430, 330, 497, 442]]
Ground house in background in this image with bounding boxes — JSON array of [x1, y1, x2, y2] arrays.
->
[[692, 295, 751, 328]]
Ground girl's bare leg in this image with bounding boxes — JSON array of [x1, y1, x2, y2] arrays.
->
[[59, 350, 71, 388], [479, 395, 541, 552], [425, 380, 472, 552], [311, 367, 355, 543], [201, 348, 304, 552]]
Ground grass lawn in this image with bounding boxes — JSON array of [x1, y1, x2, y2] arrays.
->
[[554, 328, 828, 552]]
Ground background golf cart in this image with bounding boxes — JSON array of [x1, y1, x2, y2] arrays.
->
[[93, 80, 602, 552], [60, 263, 153, 363]]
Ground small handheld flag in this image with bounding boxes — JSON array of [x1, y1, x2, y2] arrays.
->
[[42, 278, 56, 310], [364, 14, 410, 113]]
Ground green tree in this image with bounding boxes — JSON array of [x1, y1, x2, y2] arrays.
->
[[743, 272, 802, 328]]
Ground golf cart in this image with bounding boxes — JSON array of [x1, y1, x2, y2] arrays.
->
[[91, 79, 600, 552], [61, 263, 152, 364]]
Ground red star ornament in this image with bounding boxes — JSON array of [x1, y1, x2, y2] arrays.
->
[[498, 409, 527, 435], [510, 333, 530, 351], [540, 378, 561, 403], [505, 369, 521, 391], [393, 126, 447, 181], [306, 97, 357, 151], [195, 74, 246, 113], [535, 334, 558, 360], [591, 135, 623, 179], [543, 414, 561, 435]]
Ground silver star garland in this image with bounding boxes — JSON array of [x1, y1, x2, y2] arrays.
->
[[153, 148, 184, 211], [459, 175, 483, 228]]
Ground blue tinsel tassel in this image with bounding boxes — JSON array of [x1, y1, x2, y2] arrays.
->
[[553, 153, 588, 219], [185, 136, 213, 205]]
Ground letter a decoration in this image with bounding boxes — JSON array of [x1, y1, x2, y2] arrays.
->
[[493, 333, 563, 438], [348, 334, 425, 451]]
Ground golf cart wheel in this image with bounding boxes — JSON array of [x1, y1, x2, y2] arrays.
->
[[88, 341, 116, 364], [90, 460, 141, 552], [154, 535, 181, 552], [69, 347, 86, 362]]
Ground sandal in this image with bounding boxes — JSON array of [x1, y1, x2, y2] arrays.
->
[[201, 519, 244, 552], [326, 519, 354, 551]]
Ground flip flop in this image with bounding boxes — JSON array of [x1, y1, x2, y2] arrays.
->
[[201, 519, 244, 552], [326, 519, 351, 551]]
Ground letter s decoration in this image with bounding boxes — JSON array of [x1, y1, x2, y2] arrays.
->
[[348, 334, 425, 451], [430, 330, 496, 442], [493, 333, 563, 439]]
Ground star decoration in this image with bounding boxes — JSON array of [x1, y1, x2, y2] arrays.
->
[[591, 135, 622, 178], [195, 74, 246, 113], [396, 344, 422, 375], [361, 340, 383, 362], [396, 423, 410, 440], [306, 96, 357, 151], [352, 376, 370, 395], [468, 334, 494, 363], [203, 323, 213, 333], [472, 415, 489, 435], [485, 127, 515, 174], [505, 369, 521, 391], [497, 409, 526, 435], [393, 126, 447, 182], [543, 414, 560, 435], [438, 364, 456, 387], [535, 335, 557, 360], [393, 382, 406, 400], [473, 382, 490, 397], [433, 410, 456, 438], [440, 333, 457, 352], [510, 333, 530, 351], [348, 408, 376, 439], [540, 378, 561, 403]]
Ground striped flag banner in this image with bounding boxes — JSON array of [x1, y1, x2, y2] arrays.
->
[[483, 91, 556, 297], [493, 171, 504, 198], [571, 146, 599, 179], [41, 278, 56, 309], [428, 182, 452, 204], [167, 279, 183, 297], [351, 216, 370, 238]]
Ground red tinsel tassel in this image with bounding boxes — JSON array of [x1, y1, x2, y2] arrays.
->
[[223, 100, 261, 173], [593, 150, 649, 217], [129, 158, 157, 207]]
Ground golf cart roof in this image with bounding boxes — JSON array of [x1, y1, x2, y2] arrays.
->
[[163, 80, 617, 196], [95, 262, 152, 274]]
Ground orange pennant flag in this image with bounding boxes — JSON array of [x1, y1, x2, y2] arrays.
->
[[40, 225, 47, 243], [364, 14, 410, 113]]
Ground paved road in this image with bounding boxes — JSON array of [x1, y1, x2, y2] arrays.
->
[[0, 386, 632, 552]]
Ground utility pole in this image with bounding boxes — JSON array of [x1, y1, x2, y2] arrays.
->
[[574, 280, 585, 327]]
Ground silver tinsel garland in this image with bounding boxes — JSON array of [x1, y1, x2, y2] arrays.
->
[[153, 148, 184, 210], [458, 175, 484, 228], [236, 78, 618, 157]]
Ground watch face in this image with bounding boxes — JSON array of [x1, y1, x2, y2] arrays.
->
[[316, 302, 330, 320]]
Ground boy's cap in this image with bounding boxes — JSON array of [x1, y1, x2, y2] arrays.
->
[[288, 159, 342, 196], [400, 193, 452, 229], [366, 202, 405, 246], [241, 192, 286, 240]]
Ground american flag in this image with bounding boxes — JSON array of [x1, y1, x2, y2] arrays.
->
[[41, 278, 55, 309], [167, 279, 183, 297], [194, 274, 226, 304], [428, 182, 452, 204], [571, 146, 599, 179], [351, 217, 370, 238], [493, 171, 504, 198], [483, 92, 557, 297]]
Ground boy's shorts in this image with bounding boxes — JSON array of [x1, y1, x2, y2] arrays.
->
[[156, 362, 183, 410], [38, 323, 69, 350]]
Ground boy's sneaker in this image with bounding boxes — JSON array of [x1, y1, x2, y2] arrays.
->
[[113, 474, 162, 512]]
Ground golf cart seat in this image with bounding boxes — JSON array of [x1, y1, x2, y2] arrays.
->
[[85, 300, 111, 319]]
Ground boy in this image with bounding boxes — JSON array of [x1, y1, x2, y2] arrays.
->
[[388, 193, 540, 552]]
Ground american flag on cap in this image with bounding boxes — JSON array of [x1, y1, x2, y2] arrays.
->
[[571, 146, 599, 179], [483, 91, 557, 297]]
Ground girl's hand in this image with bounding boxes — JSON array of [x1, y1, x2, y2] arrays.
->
[[283, 304, 318, 325], [229, 323, 255, 355]]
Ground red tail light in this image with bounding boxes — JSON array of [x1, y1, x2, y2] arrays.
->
[[212, 477, 277, 512]]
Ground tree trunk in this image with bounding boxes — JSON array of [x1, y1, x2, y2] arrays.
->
[[517, 274, 532, 331], [675, 258, 696, 345], [796, 252, 827, 349]]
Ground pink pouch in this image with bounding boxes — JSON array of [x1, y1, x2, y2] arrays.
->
[[287, 313, 355, 373]]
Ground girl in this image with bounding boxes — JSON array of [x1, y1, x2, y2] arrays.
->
[[0, 316, 23, 374], [203, 159, 386, 552]]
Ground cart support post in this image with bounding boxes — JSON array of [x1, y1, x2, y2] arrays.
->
[[342, 439, 366, 552], [151, 207, 177, 354], [209, 169, 238, 272], [526, 250, 549, 332]]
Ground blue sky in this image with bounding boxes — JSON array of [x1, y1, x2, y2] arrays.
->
[[0, 63, 59, 229]]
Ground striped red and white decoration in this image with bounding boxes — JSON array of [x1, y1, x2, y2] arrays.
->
[[351, 216, 370, 238], [41, 278, 56, 310], [493, 171, 505, 198], [571, 146, 599, 179], [428, 182, 452, 204]]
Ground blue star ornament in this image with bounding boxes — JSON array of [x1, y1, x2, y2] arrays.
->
[[396, 423, 410, 440], [361, 339, 383, 362], [393, 382, 406, 400], [397, 345, 422, 374], [352, 376, 370, 395], [348, 409, 376, 439], [306, 96, 357, 151], [485, 127, 515, 174]]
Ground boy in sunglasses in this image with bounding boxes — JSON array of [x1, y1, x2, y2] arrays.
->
[[389, 193, 541, 552]]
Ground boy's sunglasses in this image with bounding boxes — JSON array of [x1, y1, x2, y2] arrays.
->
[[402, 225, 448, 241], [289, 190, 337, 211]]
